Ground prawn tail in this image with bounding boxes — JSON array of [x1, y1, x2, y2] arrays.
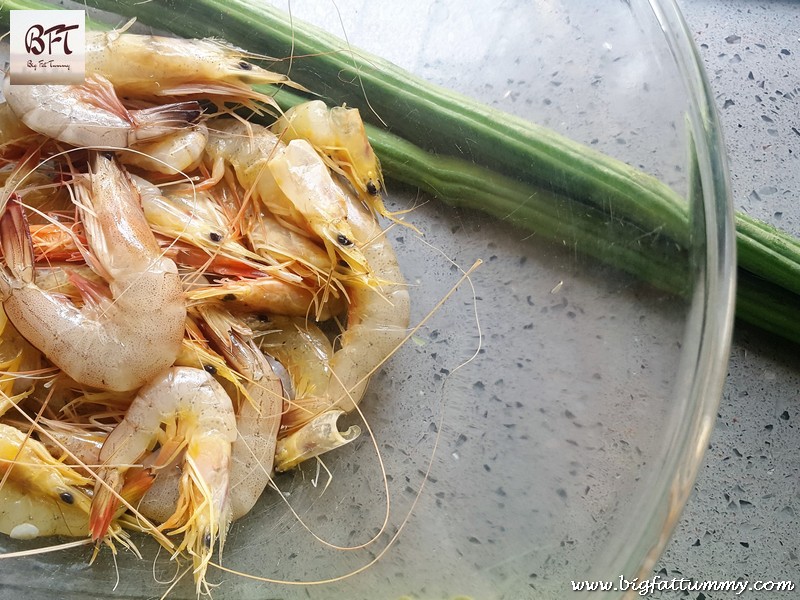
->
[[78, 73, 130, 122], [274, 409, 361, 472], [117, 466, 157, 508], [128, 101, 203, 145], [77, 75, 192, 142], [89, 469, 125, 542], [0, 198, 35, 293]]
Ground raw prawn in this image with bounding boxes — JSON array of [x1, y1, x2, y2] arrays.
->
[[253, 186, 409, 453], [132, 174, 271, 275], [254, 315, 333, 431], [252, 316, 360, 471], [246, 207, 334, 279], [203, 117, 284, 201], [138, 334, 248, 524], [0, 154, 186, 392], [90, 366, 237, 594], [242, 184, 410, 462], [197, 306, 283, 520], [2, 73, 202, 149], [324, 186, 410, 413], [271, 100, 388, 214], [204, 118, 373, 280], [268, 139, 374, 279], [84, 27, 301, 106]]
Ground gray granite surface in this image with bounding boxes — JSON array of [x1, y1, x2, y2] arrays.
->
[[657, 1, 800, 596], [0, 2, 796, 598]]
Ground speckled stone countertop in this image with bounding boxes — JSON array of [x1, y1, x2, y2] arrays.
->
[[658, 1, 800, 595]]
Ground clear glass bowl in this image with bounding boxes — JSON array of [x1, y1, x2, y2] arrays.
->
[[0, 0, 735, 598]]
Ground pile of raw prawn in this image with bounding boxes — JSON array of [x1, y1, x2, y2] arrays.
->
[[0, 25, 410, 593]]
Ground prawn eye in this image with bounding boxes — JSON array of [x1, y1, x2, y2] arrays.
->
[[237, 60, 253, 71], [337, 233, 353, 247], [366, 180, 379, 195], [209, 231, 222, 242], [203, 532, 212, 548], [59, 491, 74, 505], [222, 293, 237, 302], [203, 364, 217, 375]]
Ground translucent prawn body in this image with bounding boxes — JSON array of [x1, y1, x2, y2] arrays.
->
[[328, 189, 411, 412], [196, 306, 283, 520], [272, 99, 385, 199], [120, 123, 209, 175], [2, 74, 202, 149], [0, 155, 186, 392], [84, 29, 295, 103]]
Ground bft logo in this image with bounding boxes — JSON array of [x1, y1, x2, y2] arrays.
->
[[24, 23, 80, 56], [9, 10, 86, 85]]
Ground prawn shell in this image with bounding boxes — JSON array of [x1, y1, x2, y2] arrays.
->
[[0, 157, 186, 392], [85, 31, 294, 101], [2, 75, 202, 149]]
